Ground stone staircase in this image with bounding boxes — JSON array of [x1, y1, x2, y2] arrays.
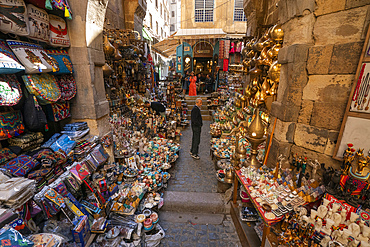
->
[[185, 95, 212, 121]]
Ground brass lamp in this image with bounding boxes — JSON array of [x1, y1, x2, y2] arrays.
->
[[246, 108, 266, 168]]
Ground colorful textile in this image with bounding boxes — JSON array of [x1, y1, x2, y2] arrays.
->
[[0, 111, 25, 141], [0, 0, 29, 36], [47, 101, 71, 122], [22, 74, 61, 104], [0, 74, 22, 106], [340, 175, 369, 196], [0, 40, 25, 74], [4, 155, 39, 177], [55, 74, 76, 100], [49, 14, 70, 47], [32, 149, 55, 163], [223, 59, 228, 71], [46, 50, 73, 74], [7, 40, 53, 73], [0, 148, 17, 165], [27, 168, 52, 179], [46, 0, 72, 20], [27, 4, 49, 42]]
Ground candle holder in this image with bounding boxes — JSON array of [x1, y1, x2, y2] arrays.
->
[[246, 135, 266, 168]]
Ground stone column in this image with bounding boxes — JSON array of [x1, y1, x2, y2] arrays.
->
[[67, 0, 110, 137]]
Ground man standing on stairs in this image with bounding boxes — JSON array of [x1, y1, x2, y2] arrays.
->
[[190, 98, 203, 160]]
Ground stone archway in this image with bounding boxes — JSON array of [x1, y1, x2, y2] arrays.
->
[[67, 0, 110, 136]]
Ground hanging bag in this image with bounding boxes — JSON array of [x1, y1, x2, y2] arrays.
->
[[46, 50, 73, 74], [22, 74, 61, 104], [27, 4, 50, 43], [46, 0, 72, 20], [55, 74, 76, 100], [0, 110, 25, 140], [45, 101, 71, 122], [22, 94, 47, 132], [49, 14, 70, 47], [0, 0, 29, 36], [0, 40, 25, 74], [0, 74, 22, 106]]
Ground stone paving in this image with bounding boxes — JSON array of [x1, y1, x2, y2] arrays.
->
[[167, 121, 218, 193], [158, 120, 242, 246], [159, 215, 241, 247]]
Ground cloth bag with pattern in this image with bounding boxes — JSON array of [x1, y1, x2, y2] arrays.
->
[[0, 111, 25, 140], [0, 0, 29, 36], [0, 40, 25, 74], [22, 74, 61, 104], [49, 14, 70, 47], [55, 74, 76, 100], [46, 50, 73, 74], [0, 75, 22, 106], [27, 4, 49, 42], [4, 155, 39, 177]]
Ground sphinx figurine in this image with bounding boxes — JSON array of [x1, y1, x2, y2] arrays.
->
[[326, 170, 342, 195], [355, 149, 370, 176]]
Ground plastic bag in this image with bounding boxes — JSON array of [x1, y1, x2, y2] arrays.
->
[[144, 224, 165, 247]]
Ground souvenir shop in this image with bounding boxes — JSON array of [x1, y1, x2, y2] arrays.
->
[[0, 0, 188, 246], [207, 22, 370, 247]]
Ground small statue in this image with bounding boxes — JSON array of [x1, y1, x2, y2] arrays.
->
[[355, 149, 370, 175], [291, 153, 297, 169], [302, 157, 307, 174], [297, 156, 302, 171], [343, 144, 355, 174], [327, 169, 342, 195], [321, 163, 334, 187]]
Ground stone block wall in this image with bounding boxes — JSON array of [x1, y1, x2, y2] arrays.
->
[[245, 0, 370, 171]]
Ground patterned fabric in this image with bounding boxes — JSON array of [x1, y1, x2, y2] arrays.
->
[[53, 181, 68, 196], [9, 132, 43, 145], [46, 50, 73, 74], [0, 0, 29, 36], [27, 4, 49, 42], [0, 74, 22, 106], [91, 145, 109, 167], [55, 74, 76, 100], [339, 175, 369, 196], [46, 0, 72, 20], [4, 155, 39, 177], [7, 40, 53, 74], [49, 14, 70, 47], [22, 74, 61, 104], [54, 150, 67, 166], [32, 149, 55, 163], [0, 111, 25, 141], [49, 101, 71, 121], [0, 40, 25, 74], [27, 168, 52, 179], [0, 148, 17, 165]]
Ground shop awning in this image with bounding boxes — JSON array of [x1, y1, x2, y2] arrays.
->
[[152, 33, 180, 58], [174, 28, 227, 39], [142, 27, 153, 42]]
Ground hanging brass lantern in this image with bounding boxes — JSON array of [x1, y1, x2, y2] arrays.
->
[[103, 63, 114, 77], [241, 47, 248, 58], [270, 83, 277, 95], [260, 47, 268, 59], [113, 48, 122, 60], [247, 108, 265, 139], [262, 56, 273, 66], [103, 35, 115, 56], [268, 61, 281, 83], [267, 43, 282, 59], [247, 50, 255, 58], [261, 78, 271, 94], [271, 24, 284, 42], [249, 66, 262, 76]]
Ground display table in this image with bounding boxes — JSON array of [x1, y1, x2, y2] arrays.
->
[[232, 169, 283, 247]]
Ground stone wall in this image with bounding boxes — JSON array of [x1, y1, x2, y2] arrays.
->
[[244, 0, 370, 172]]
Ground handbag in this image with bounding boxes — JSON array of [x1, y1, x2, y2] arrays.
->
[[4, 155, 39, 177], [27, 4, 49, 42], [0, 40, 25, 74], [55, 74, 76, 100], [0, 110, 25, 140], [46, 101, 71, 122], [0, 0, 29, 36], [46, 50, 74, 74], [49, 14, 70, 47], [0, 74, 22, 106], [22, 74, 61, 104], [46, 0, 72, 19], [7, 40, 53, 74], [22, 94, 47, 131]]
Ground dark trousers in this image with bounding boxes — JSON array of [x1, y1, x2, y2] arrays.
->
[[191, 126, 201, 155]]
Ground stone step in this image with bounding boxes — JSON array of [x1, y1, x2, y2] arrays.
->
[[187, 114, 212, 121], [185, 95, 209, 100], [162, 191, 228, 214], [186, 104, 209, 111]]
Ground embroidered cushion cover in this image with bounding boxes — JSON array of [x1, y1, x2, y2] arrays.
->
[[0, 40, 25, 74], [55, 74, 76, 100], [7, 40, 53, 73], [0, 111, 25, 141]]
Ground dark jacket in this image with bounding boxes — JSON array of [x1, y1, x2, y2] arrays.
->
[[191, 105, 203, 128], [151, 102, 165, 114]]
